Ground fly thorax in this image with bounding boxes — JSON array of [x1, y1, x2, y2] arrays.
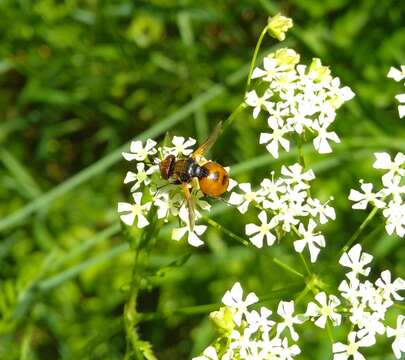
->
[[193, 164, 209, 179]]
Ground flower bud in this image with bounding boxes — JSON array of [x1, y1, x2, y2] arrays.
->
[[209, 306, 235, 334], [267, 13, 293, 41], [274, 48, 300, 68], [309, 58, 331, 82]]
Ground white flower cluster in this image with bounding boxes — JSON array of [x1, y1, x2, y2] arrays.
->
[[193, 282, 306, 360], [349, 152, 405, 237], [387, 65, 405, 118], [332, 244, 405, 359], [117, 137, 213, 247], [193, 247, 404, 359], [229, 163, 335, 262], [245, 48, 355, 158]]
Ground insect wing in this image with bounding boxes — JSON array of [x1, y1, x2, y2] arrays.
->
[[191, 121, 222, 160], [181, 183, 195, 231]]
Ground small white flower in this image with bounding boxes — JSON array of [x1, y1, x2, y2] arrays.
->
[[167, 136, 196, 157], [396, 94, 405, 118], [338, 277, 361, 305], [332, 331, 375, 360], [387, 315, 405, 359], [124, 163, 157, 191], [373, 152, 405, 182], [375, 270, 405, 302], [306, 197, 336, 224], [381, 175, 405, 203], [278, 337, 301, 360], [259, 174, 286, 198], [192, 346, 219, 360], [122, 139, 157, 161], [172, 223, 207, 247], [387, 66, 405, 82], [251, 50, 298, 82], [281, 163, 315, 189], [305, 292, 341, 328], [245, 307, 275, 334], [312, 119, 340, 154], [339, 244, 373, 279], [387, 66, 405, 117], [117, 192, 151, 228], [221, 282, 259, 326], [382, 200, 405, 237], [293, 219, 325, 263], [276, 300, 304, 341], [228, 183, 263, 214], [259, 117, 291, 158], [357, 311, 385, 339], [245, 90, 274, 119], [348, 182, 386, 210], [229, 328, 257, 359], [245, 211, 277, 248], [153, 191, 182, 220]]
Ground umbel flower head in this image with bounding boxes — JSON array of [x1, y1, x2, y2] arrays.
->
[[229, 164, 335, 262], [349, 152, 405, 237], [245, 48, 355, 158], [193, 282, 306, 360], [118, 136, 230, 247], [332, 244, 405, 360]]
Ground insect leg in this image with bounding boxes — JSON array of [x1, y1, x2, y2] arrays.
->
[[181, 182, 195, 231]]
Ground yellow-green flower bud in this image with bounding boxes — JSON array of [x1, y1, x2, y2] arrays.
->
[[309, 58, 331, 82], [267, 13, 293, 41], [209, 306, 235, 334], [274, 48, 300, 68]]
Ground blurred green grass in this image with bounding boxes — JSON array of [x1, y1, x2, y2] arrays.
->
[[0, 1, 404, 359]]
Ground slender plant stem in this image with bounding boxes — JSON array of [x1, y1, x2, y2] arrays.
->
[[294, 284, 311, 304], [273, 258, 305, 278], [220, 102, 247, 134], [291, 224, 312, 276], [124, 249, 143, 360], [339, 206, 379, 255], [298, 252, 312, 276], [204, 217, 252, 247], [245, 24, 270, 93], [123, 217, 161, 359], [297, 135, 306, 170], [139, 283, 303, 322], [326, 320, 334, 343]]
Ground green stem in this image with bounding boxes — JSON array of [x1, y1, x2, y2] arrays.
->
[[294, 284, 311, 304], [123, 216, 161, 360], [139, 283, 303, 322], [220, 102, 247, 134], [326, 320, 334, 343], [273, 258, 305, 278], [297, 135, 306, 170], [298, 252, 312, 276], [339, 206, 379, 256], [124, 249, 143, 360], [291, 224, 312, 276], [204, 217, 252, 247], [245, 24, 271, 94]]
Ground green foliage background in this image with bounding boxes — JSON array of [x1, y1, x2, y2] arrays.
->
[[0, 0, 403, 359]]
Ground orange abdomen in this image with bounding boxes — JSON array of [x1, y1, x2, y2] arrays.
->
[[198, 162, 229, 197]]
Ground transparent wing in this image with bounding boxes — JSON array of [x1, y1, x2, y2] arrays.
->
[[181, 182, 195, 231], [191, 121, 222, 160]]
